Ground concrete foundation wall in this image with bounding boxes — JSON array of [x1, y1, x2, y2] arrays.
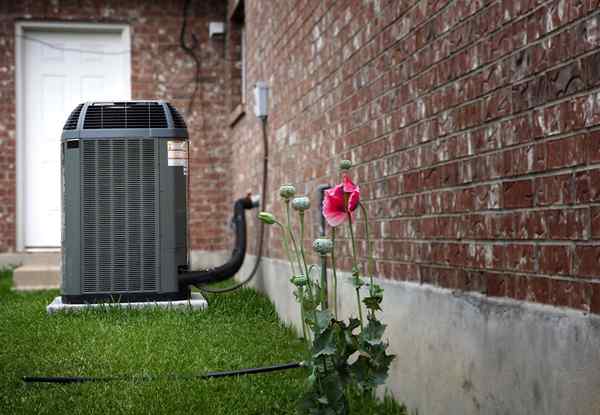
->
[[189, 249, 229, 270], [241, 255, 600, 415]]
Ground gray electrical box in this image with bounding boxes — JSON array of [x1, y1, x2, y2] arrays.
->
[[60, 101, 189, 304]]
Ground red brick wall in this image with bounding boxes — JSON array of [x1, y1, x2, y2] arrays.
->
[[0, 0, 231, 252], [230, 0, 600, 314]]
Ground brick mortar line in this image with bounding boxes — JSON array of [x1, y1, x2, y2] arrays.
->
[[369, 238, 598, 246], [296, 0, 424, 92], [312, 5, 600, 144], [260, 0, 362, 97], [355, 203, 600, 220], [348, 205, 593, 223], [338, 31, 600, 160], [271, 0, 456, 124], [357, 127, 600, 190], [296, 51, 596, 179], [371, 260, 600, 285], [303, 0, 494, 109], [335, 0, 483, 84], [300, 0, 563, 122], [353, 148, 600, 203], [346, 36, 600, 158], [260, 0, 326, 61], [341, 89, 600, 190]]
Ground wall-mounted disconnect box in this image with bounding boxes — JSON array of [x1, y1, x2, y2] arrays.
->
[[209, 22, 225, 38]]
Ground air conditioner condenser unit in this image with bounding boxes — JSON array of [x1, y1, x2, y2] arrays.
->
[[60, 101, 191, 304], [53, 100, 255, 312]]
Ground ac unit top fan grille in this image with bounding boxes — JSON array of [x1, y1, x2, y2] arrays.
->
[[167, 103, 187, 129], [82, 102, 168, 129], [63, 104, 83, 129]]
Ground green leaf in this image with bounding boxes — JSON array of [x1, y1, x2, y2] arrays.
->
[[363, 295, 383, 311], [371, 283, 384, 295], [313, 328, 336, 357], [317, 396, 329, 405], [349, 266, 365, 288], [350, 352, 393, 391], [349, 276, 365, 288], [360, 318, 386, 346], [347, 318, 361, 331], [314, 309, 333, 334], [302, 293, 319, 316]]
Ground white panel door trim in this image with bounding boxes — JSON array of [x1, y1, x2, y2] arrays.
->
[[15, 21, 131, 251]]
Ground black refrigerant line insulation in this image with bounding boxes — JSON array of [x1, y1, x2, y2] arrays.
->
[[179, 116, 268, 293], [198, 116, 268, 293], [178, 193, 257, 286], [23, 362, 302, 385]]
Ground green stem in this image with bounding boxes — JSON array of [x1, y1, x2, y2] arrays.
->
[[276, 221, 295, 276], [283, 201, 307, 341], [299, 287, 307, 341], [330, 227, 338, 319], [285, 202, 303, 274], [298, 212, 318, 328], [347, 212, 358, 263], [347, 211, 363, 329], [356, 287, 363, 329], [319, 255, 328, 310], [359, 203, 376, 319], [298, 212, 310, 287]]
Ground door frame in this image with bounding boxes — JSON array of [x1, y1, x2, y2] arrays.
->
[[15, 21, 131, 251]]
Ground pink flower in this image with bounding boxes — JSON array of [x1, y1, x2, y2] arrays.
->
[[322, 175, 361, 227]]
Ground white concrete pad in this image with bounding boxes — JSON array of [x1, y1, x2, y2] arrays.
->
[[46, 292, 207, 314]]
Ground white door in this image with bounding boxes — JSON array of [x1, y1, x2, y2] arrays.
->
[[22, 29, 130, 248]]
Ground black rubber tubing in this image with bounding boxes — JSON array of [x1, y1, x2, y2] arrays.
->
[[23, 362, 302, 384], [177, 195, 256, 286], [198, 116, 269, 293]]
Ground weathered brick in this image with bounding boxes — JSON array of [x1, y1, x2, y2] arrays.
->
[[591, 282, 600, 314], [545, 135, 587, 169], [575, 169, 600, 203], [539, 245, 572, 275], [505, 243, 536, 272], [487, 272, 506, 297], [527, 276, 551, 304], [550, 279, 590, 311], [502, 180, 533, 209], [535, 174, 573, 206], [591, 207, 600, 239], [574, 245, 600, 277]]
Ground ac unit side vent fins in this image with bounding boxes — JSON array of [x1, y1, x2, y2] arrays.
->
[[63, 104, 83, 130], [81, 139, 159, 294]]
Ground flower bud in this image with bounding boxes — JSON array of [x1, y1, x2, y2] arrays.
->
[[258, 212, 276, 225], [291, 196, 310, 211], [312, 238, 333, 255], [279, 184, 296, 200], [290, 275, 308, 287], [339, 159, 352, 171]]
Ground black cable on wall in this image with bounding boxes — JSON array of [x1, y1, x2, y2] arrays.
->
[[180, 0, 202, 117]]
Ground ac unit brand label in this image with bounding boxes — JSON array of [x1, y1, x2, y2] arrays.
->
[[167, 141, 188, 169]]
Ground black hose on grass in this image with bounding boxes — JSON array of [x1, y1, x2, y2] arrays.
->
[[22, 362, 302, 384]]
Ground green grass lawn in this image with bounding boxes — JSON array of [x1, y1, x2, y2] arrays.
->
[[0, 268, 405, 414]]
